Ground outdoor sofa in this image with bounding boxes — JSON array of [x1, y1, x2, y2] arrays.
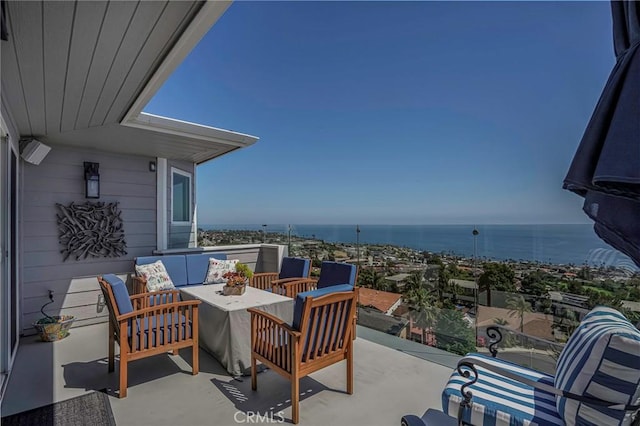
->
[[133, 253, 227, 293]]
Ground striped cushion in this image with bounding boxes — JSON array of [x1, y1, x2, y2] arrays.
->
[[442, 353, 563, 426], [555, 306, 640, 426]]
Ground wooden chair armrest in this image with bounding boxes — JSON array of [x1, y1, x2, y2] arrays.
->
[[250, 272, 279, 290], [252, 272, 279, 279], [118, 299, 201, 321], [271, 277, 315, 285], [247, 308, 301, 338], [275, 278, 318, 298]]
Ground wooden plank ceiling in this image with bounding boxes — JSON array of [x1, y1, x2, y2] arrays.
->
[[1, 0, 203, 137]]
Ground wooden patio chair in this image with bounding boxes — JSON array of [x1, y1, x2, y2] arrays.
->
[[250, 256, 311, 291], [248, 287, 358, 424], [272, 261, 358, 298], [98, 274, 201, 398]]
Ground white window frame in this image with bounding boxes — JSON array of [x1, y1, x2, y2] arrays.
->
[[170, 167, 192, 225]]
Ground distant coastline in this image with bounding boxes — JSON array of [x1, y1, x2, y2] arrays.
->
[[201, 224, 637, 271]]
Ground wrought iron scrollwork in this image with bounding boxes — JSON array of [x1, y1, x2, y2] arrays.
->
[[486, 326, 503, 358], [456, 360, 478, 425]]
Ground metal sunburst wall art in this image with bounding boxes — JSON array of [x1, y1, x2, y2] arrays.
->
[[56, 201, 127, 261]]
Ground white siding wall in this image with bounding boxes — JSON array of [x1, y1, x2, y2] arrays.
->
[[21, 146, 156, 333]]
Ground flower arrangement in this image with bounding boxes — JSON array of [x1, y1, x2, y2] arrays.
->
[[222, 263, 253, 288]]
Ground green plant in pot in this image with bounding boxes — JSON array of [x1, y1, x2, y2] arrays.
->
[[222, 262, 253, 295], [235, 262, 253, 281], [33, 291, 75, 342]]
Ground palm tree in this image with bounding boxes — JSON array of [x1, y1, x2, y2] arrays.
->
[[493, 317, 509, 326], [507, 295, 532, 333], [403, 270, 424, 295], [405, 286, 429, 309], [357, 268, 373, 287], [436, 264, 450, 302], [358, 268, 386, 290], [407, 287, 438, 344], [493, 317, 515, 347], [413, 304, 439, 345], [370, 270, 388, 291]]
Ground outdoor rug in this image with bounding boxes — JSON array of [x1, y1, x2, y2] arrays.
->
[[1, 391, 116, 426]]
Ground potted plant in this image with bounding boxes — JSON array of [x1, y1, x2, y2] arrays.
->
[[33, 291, 75, 342], [222, 263, 253, 296]]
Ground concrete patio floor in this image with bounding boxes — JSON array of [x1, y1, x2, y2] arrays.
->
[[2, 323, 454, 425]]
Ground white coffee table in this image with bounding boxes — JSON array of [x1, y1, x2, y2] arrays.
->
[[180, 284, 294, 376]]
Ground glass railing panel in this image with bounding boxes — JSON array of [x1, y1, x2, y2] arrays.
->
[[197, 224, 640, 374]]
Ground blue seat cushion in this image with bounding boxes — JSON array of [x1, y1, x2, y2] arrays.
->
[[279, 257, 310, 280], [102, 274, 133, 315], [292, 284, 354, 331], [317, 262, 357, 289], [185, 253, 226, 285], [136, 255, 189, 287], [442, 353, 563, 426], [554, 306, 640, 426]]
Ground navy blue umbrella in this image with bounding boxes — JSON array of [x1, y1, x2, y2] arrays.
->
[[563, 1, 640, 267]]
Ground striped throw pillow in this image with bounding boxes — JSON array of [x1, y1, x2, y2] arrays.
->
[[554, 306, 640, 426]]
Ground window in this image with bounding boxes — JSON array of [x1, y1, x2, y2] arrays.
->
[[171, 168, 191, 224]]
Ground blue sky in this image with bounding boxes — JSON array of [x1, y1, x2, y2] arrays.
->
[[145, 1, 614, 225]]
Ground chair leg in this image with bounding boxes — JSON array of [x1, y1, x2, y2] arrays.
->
[[347, 343, 354, 395], [172, 349, 179, 356], [291, 376, 299, 424], [352, 317, 357, 340], [119, 355, 128, 398], [108, 323, 115, 373], [192, 342, 199, 375], [251, 356, 257, 390]]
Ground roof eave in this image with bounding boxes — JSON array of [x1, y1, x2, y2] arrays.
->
[[122, 112, 259, 164], [119, 1, 259, 164]]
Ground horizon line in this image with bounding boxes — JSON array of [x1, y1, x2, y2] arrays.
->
[[199, 223, 593, 227]]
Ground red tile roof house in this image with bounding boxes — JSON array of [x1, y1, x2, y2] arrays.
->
[[358, 287, 403, 315]]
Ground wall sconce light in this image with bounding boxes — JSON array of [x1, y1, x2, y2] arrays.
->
[[84, 162, 100, 199], [149, 161, 156, 172]]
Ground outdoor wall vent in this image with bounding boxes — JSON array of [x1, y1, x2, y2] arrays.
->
[[20, 138, 51, 165]]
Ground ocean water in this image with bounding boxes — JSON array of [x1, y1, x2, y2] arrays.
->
[[202, 224, 637, 270]]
